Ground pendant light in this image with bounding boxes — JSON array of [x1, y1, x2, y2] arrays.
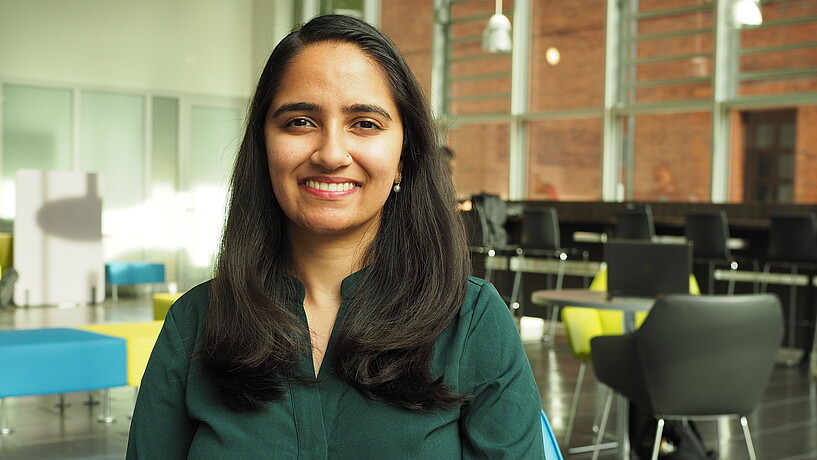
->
[[482, 0, 512, 53]]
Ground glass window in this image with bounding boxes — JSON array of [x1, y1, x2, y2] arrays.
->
[[1, 84, 72, 218], [529, 1, 606, 111], [152, 97, 178, 186], [526, 118, 602, 201], [624, 0, 715, 104], [146, 96, 179, 281], [630, 112, 712, 202], [447, 0, 513, 116], [79, 90, 145, 259], [447, 122, 510, 199], [326, 0, 364, 18], [183, 105, 242, 272], [738, 0, 817, 96]]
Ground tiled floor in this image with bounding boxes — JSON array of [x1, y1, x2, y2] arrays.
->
[[1, 300, 816, 459]]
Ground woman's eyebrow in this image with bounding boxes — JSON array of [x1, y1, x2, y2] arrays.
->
[[271, 102, 321, 118], [343, 104, 392, 121]]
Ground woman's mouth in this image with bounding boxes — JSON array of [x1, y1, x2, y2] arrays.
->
[[304, 180, 358, 192]]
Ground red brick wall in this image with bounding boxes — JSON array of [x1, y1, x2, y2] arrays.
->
[[380, 0, 817, 203], [529, 0, 606, 111], [447, 122, 510, 199], [527, 118, 603, 201], [631, 112, 712, 203], [380, 0, 435, 96], [795, 106, 817, 202], [729, 110, 746, 203]]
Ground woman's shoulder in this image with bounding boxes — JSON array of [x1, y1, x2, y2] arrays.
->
[[460, 276, 513, 323], [165, 280, 212, 327]]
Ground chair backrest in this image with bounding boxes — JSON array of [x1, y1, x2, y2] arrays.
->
[[684, 210, 731, 260], [521, 207, 561, 251], [461, 208, 485, 249], [470, 194, 508, 248], [635, 293, 782, 417], [768, 213, 817, 263], [541, 410, 564, 460], [615, 206, 655, 241], [561, 307, 605, 362]]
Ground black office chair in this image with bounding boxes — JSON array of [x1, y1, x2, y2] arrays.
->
[[590, 293, 783, 460], [615, 205, 655, 241], [684, 210, 758, 295], [461, 195, 516, 283], [761, 213, 817, 358], [512, 207, 588, 346]]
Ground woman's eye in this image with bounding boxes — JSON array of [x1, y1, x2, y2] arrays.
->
[[354, 120, 379, 130], [287, 118, 314, 128]]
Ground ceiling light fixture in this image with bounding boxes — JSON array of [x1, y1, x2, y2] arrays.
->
[[732, 0, 763, 28], [482, 0, 512, 53]]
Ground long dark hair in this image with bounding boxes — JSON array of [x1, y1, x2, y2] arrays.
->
[[202, 14, 470, 412]]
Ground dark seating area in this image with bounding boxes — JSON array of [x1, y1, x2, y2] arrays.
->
[[485, 200, 817, 363]]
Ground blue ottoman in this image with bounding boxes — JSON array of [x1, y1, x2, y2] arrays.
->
[[0, 328, 127, 433], [105, 262, 165, 300]]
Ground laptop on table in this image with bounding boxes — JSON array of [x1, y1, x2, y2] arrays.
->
[[605, 239, 692, 299]]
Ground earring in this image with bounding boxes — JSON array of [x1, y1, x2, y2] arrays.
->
[[393, 173, 402, 193]]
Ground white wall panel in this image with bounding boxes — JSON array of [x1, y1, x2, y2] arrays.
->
[[14, 170, 104, 306]]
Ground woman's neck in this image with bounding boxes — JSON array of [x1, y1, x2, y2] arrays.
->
[[287, 228, 371, 296], [286, 228, 374, 377]]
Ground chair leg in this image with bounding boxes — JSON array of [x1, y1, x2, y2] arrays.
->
[[543, 305, 559, 349], [1, 398, 12, 436], [591, 389, 614, 460], [650, 418, 666, 460], [484, 249, 497, 283], [510, 256, 523, 314], [752, 259, 760, 293], [563, 362, 586, 448], [707, 260, 715, 295], [760, 262, 771, 293], [56, 393, 69, 413], [97, 389, 115, 424], [728, 265, 736, 296], [582, 251, 590, 288], [787, 266, 798, 350], [741, 416, 758, 460], [591, 385, 609, 435], [555, 254, 566, 291]]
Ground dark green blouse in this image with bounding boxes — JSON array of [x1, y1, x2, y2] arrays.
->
[[126, 275, 545, 459]]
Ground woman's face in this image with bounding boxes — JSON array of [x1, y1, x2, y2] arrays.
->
[[265, 41, 403, 241]]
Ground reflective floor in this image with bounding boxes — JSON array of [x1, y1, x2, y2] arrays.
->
[[1, 299, 816, 459]]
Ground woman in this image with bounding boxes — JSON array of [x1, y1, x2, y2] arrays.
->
[[127, 14, 544, 459]]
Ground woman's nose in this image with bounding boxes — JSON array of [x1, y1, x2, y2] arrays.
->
[[312, 127, 353, 170]]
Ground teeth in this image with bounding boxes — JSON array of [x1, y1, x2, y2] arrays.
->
[[305, 180, 356, 192]]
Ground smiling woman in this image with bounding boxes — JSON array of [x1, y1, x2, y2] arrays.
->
[[126, 14, 545, 460], [265, 40, 403, 240]]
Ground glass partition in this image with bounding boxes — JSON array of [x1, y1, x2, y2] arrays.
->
[[79, 90, 146, 260], [0, 84, 72, 218], [176, 104, 242, 287]]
